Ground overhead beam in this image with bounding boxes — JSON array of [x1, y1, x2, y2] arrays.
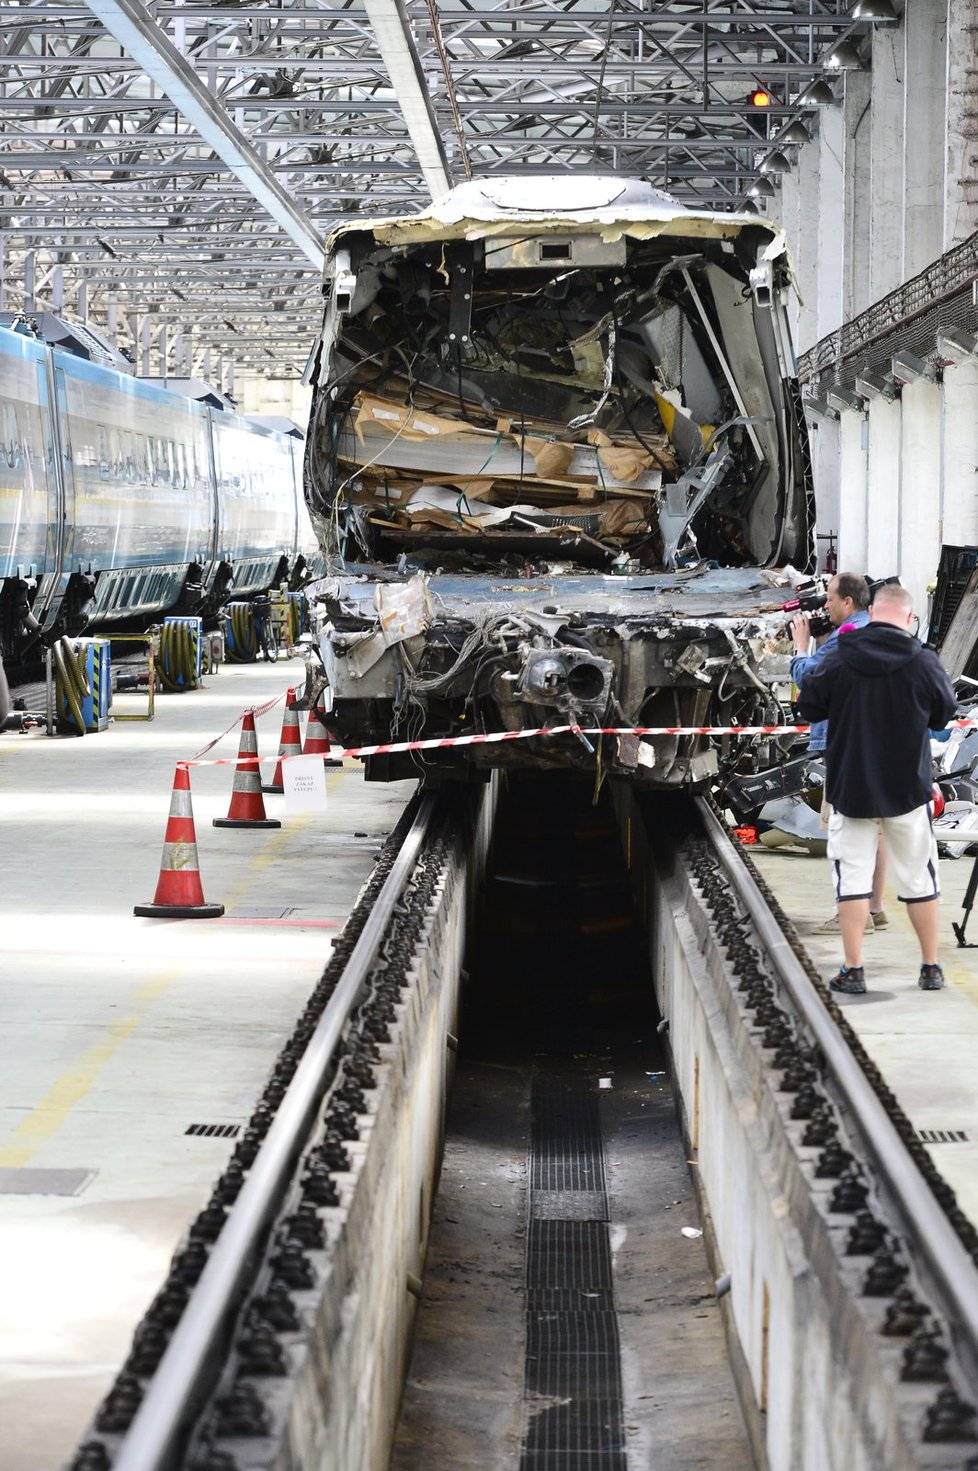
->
[[360, 0, 452, 199], [80, 0, 326, 270]]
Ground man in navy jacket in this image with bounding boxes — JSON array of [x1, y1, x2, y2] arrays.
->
[[797, 584, 957, 994]]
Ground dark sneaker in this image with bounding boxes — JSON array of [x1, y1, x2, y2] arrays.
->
[[830, 966, 866, 995], [918, 964, 945, 991]]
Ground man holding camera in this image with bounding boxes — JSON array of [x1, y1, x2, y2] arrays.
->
[[789, 572, 887, 933]]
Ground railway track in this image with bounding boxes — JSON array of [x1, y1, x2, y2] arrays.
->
[[69, 779, 978, 1471]]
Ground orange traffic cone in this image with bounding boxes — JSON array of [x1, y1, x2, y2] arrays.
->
[[135, 764, 224, 918], [263, 688, 302, 793], [214, 710, 282, 829], [303, 706, 343, 767]]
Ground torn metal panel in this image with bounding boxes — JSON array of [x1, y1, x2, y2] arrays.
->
[[303, 176, 813, 786]]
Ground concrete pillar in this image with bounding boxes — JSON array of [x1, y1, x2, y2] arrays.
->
[[842, 70, 873, 318], [808, 414, 843, 570], [945, 0, 978, 247], [897, 381, 942, 611], [77, 280, 88, 321], [24, 252, 36, 311], [869, 24, 907, 297], [782, 134, 820, 354], [837, 408, 870, 573], [865, 399, 902, 579], [815, 105, 845, 336], [903, 0, 947, 275], [940, 358, 978, 546]]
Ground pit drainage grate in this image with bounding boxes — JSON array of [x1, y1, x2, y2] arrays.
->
[[520, 1077, 626, 1471], [185, 1123, 241, 1139], [917, 1128, 970, 1144]]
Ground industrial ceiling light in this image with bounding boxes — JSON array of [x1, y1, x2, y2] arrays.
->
[[748, 176, 776, 198], [890, 350, 938, 384], [854, 370, 897, 401], [740, 198, 762, 214], [760, 150, 792, 175], [798, 80, 836, 105], [937, 327, 978, 361], [780, 120, 812, 144], [825, 385, 865, 413], [851, 0, 898, 23], [824, 40, 864, 70]]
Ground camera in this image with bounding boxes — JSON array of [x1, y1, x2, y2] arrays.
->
[[781, 586, 827, 616], [781, 585, 831, 636]]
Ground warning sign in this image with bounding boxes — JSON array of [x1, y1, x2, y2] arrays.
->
[[282, 755, 329, 815]]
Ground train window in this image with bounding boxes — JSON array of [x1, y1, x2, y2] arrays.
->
[[97, 425, 110, 478], [3, 402, 19, 469], [109, 427, 122, 479]]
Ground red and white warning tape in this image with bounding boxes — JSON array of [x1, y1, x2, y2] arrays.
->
[[182, 719, 815, 768], [191, 688, 293, 760], [183, 699, 978, 770]]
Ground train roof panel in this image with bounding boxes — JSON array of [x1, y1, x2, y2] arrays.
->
[[325, 174, 787, 258]]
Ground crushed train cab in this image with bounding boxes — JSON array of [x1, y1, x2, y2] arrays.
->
[[303, 176, 814, 786]]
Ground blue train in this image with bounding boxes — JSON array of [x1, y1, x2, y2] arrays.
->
[[0, 316, 320, 664]]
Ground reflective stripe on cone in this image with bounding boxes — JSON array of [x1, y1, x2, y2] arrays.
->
[[263, 687, 302, 793], [303, 707, 343, 767], [134, 764, 224, 918], [213, 709, 281, 829]]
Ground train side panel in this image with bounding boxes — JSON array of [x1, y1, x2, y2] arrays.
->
[[0, 330, 60, 582], [209, 411, 298, 596], [57, 351, 216, 621]]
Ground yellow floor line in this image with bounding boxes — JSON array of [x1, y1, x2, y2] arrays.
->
[[0, 766, 352, 1168], [214, 762, 348, 912], [0, 968, 182, 1168]]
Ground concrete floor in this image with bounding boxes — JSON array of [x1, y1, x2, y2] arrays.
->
[[749, 839, 978, 1229], [0, 655, 411, 1471], [6, 685, 975, 1471]]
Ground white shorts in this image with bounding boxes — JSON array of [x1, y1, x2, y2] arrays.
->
[[827, 804, 940, 905]]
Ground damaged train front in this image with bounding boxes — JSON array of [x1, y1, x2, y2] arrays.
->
[[300, 177, 813, 785]]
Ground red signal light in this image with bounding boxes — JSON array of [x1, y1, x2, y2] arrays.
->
[[750, 88, 773, 107]]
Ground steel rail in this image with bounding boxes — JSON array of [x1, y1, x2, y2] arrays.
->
[[694, 795, 978, 1378], [110, 790, 438, 1471]]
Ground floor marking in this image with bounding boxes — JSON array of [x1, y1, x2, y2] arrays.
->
[[213, 761, 349, 913], [0, 969, 181, 1168], [213, 918, 339, 928]]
